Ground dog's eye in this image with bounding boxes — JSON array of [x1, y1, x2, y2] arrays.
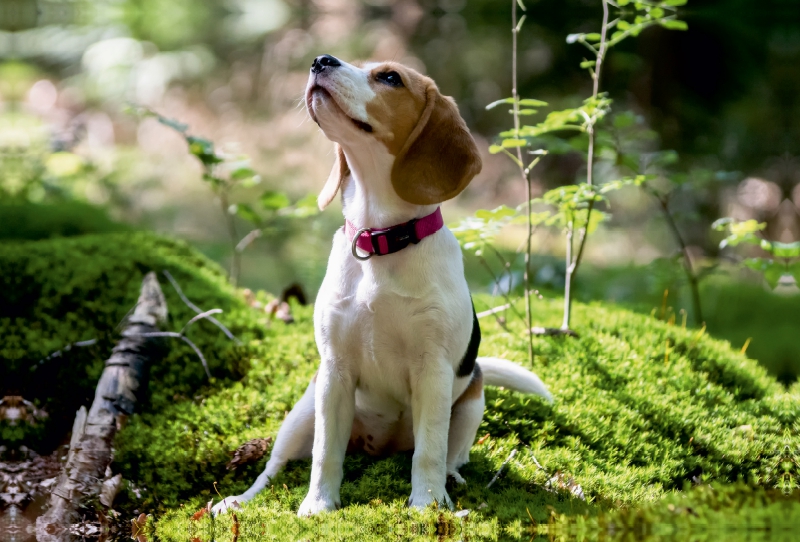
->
[[376, 71, 403, 87]]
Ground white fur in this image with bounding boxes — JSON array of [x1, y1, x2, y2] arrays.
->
[[213, 57, 551, 517], [478, 357, 553, 402]]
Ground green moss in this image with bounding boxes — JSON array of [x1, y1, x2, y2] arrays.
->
[[0, 201, 128, 240], [3, 232, 797, 539], [135, 289, 795, 536], [0, 231, 263, 450], [550, 483, 800, 541]]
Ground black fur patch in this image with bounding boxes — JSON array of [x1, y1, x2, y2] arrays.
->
[[456, 304, 481, 377]]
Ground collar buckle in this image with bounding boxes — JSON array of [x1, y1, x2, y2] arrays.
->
[[351, 227, 374, 261]]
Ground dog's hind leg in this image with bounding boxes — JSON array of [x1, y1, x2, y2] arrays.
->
[[213, 377, 316, 514], [446, 366, 485, 485]]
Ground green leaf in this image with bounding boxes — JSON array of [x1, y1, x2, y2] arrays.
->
[[187, 136, 222, 166], [231, 166, 262, 187], [489, 144, 504, 154], [663, 0, 688, 6], [260, 190, 291, 210], [485, 97, 515, 110], [585, 33, 602, 42], [502, 138, 528, 148], [516, 0, 526, 11], [516, 109, 538, 115], [516, 14, 527, 32], [519, 99, 548, 107], [580, 60, 596, 69], [661, 20, 688, 30], [617, 20, 631, 31], [650, 7, 665, 18], [286, 194, 320, 218], [742, 258, 787, 288], [475, 205, 516, 220], [770, 241, 800, 259], [713, 218, 767, 249], [157, 116, 189, 133], [618, 0, 630, 5], [231, 166, 257, 181], [235, 203, 262, 225]]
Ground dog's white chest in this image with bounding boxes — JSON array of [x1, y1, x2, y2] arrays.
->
[[314, 229, 473, 410]]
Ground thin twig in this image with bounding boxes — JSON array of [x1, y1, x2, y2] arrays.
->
[[488, 245, 527, 320], [236, 229, 262, 252], [655, 196, 704, 325], [136, 332, 211, 379], [562, 0, 609, 331], [477, 303, 512, 319], [510, 0, 535, 365], [219, 190, 241, 286], [529, 452, 548, 474], [180, 336, 211, 379], [163, 270, 242, 345], [478, 255, 524, 321], [38, 339, 98, 363], [486, 449, 517, 489], [180, 309, 224, 335]]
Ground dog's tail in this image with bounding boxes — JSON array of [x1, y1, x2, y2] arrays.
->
[[477, 357, 553, 403]]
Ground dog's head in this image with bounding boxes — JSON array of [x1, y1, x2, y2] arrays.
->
[[306, 55, 482, 210]]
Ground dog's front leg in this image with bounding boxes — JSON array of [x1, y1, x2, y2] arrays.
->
[[297, 359, 355, 516], [408, 361, 454, 510]]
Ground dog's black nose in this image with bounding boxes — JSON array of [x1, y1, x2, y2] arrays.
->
[[311, 54, 341, 74]]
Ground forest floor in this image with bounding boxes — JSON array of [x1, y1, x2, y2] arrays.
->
[[1, 232, 797, 541]]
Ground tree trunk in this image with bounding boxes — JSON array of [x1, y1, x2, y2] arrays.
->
[[36, 272, 168, 541]]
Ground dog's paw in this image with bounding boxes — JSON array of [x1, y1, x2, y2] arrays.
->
[[212, 495, 245, 515], [407, 488, 453, 510], [297, 493, 340, 516], [447, 470, 466, 485]]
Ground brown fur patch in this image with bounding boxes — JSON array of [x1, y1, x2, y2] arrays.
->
[[452, 363, 483, 409], [364, 63, 428, 157]]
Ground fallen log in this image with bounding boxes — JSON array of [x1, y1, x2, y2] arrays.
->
[[36, 272, 168, 541]]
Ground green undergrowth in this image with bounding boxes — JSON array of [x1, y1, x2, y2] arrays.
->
[[0, 232, 264, 450], [118, 250, 796, 539], [3, 231, 798, 539], [549, 483, 800, 542], [146, 287, 799, 539]]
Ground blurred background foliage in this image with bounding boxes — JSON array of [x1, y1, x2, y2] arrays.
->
[[1, 0, 799, 380]]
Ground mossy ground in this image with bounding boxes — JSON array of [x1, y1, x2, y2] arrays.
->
[[2, 232, 797, 540]]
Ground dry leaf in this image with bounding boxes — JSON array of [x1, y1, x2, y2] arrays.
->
[[191, 507, 207, 521]]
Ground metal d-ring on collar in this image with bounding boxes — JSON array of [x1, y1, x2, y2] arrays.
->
[[351, 227, 374, 261]]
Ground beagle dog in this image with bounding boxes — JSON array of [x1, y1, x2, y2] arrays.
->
[[214, 55, 551, 516]]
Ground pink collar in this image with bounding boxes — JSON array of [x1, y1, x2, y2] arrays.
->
[[345, 207, 444, 260]]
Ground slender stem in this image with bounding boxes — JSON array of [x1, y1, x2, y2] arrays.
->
[[511, 0, 534, 363], [593, 0, 610, 99], [562, 0, 609, 330], [479, 253, 525, 321], [657, 196, 704, 325], [489, 245, 527, 320], [561, 221, 574, 330], [219, 189, 241, 287]]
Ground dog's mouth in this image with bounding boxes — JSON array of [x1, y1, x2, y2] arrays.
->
[[308, 85, 373, 133]]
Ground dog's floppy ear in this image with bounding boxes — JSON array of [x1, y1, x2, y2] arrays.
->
[[318, 143, 349, 210], [391, 84, 482, 205]]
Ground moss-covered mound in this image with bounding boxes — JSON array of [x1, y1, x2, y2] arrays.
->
[[3, 232, 797, 540], [0, 232, 262, 450]]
